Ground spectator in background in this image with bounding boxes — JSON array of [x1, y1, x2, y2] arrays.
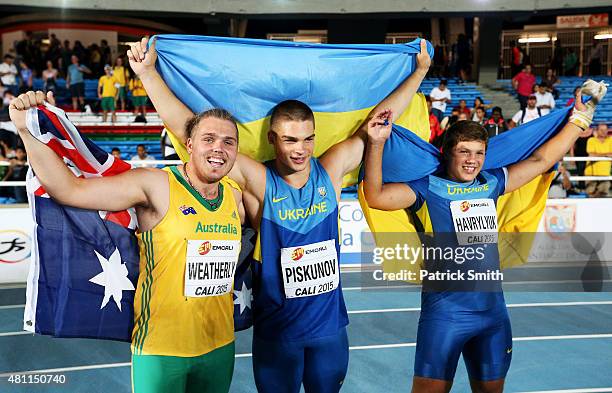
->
[[512, 64, 536, 110], [131, 144, 155, 161], [426, 96, 443, 145], [585, 123, 611, 197], [548, 162, 575, 198], [566, 86, 581, 107], [534, 83, 555, 116], [542, 68, 560, 99], [429, 79, 451, 123], [472, 106, 486, 126], [458, 112, 469, 121], [49, 33, 61, 49], [89, 43, 102, 77], [588, 39, 604, 76], [98, 65, 118, 123], [510, 40, 522, 77], [111, 147, 122, 159], [3, 146, 28, 202], [484, 106, 508, 138], [440, 107, 460, 132], [66, 55, 91, 111], [18, 62, 33, 93], [2, 92, 15, 118], [0, 139, 15, 159], [113, 57, 130, 111], [572, 127, 592, 189], [60, 40, 72, 76], [46, 35, 61, 67], [509, 94, 541, 128], [453, 99, 471, 117], [563, 48, 578, 76], [455, 33, 471, 82], [552, 42, 564, 77], [72, 41, 87, 66], [471, 97, 491, 121], [432, 42, 447, 78], [42, 60, 58, 94], [0, 55, 19, 96], [100, 39, 112, 67], [129, 75, 148, 118]]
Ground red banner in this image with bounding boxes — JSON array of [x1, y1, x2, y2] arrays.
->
[[556, 13, 608, 29]]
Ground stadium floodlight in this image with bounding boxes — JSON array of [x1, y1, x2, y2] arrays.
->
[[518, 37, 550, 43], [594, 33, 612, 40]]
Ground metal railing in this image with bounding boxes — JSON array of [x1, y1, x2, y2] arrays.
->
[[1, 158, 610, 187]]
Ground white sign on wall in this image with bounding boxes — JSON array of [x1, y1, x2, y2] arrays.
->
[[0, 208, 34, 283]]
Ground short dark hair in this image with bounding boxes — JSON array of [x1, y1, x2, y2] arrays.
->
[[476, 106, 486, 113], [441, 121, 488, 162], [111, 147, 120, 152], [270, 100, 314, 130], [491, 106, 502, 115], [185, 108, 238, 140], [440, 79, 448, 86], [4, 54, 13, 60], [136, 144, 146, 150]]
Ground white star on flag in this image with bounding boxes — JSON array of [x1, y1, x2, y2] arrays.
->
[[233, 281, 252, 315], [89, 248, 135, 311]]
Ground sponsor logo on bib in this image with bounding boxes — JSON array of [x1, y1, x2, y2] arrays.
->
[[292, 247, 304, 261], [198, 241, 212, 255]]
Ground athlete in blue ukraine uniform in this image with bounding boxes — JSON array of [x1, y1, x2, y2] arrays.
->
[[407, 168, 512, 382], [363, 80, 604, 393], [252, 157, 349, 392]]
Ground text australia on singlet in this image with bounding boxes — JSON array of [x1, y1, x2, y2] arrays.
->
[[281, 239, 340, 298], [184, 237, 240, 297], [449, 198, 498, 245]]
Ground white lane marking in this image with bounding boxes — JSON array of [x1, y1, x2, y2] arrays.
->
[[2, 333, 612, 376]]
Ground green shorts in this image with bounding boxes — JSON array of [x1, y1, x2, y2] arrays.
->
[[101, 97, 115, 111], [131, 342, 235, 393], [132, 96, 148, 107], [118, 86, 127, 100]]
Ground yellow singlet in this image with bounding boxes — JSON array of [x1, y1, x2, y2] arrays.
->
[[131, 166, 241, 357]]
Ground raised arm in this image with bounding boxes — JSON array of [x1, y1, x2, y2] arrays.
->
[[370, 39, 431, 124], [505, 81, 607, 194], [320, 39, 431, 185], [128, 37, 194, 144], [363, 109, 417, 210], [9, 91, 164, 212]]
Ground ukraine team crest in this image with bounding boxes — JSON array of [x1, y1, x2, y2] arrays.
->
[[318, 186, 327, 198]]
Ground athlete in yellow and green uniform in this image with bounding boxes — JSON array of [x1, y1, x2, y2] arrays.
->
[[132, 166, 241, 392], [8, 90, 245, 393]]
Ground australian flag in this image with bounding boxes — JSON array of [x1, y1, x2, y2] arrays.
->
[[23, 104, 253, 342], [23, 104, 139, 342]]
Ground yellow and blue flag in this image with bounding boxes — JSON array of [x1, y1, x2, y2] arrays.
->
[[154, 35, 561, 282], [154, 34, 432, 186]]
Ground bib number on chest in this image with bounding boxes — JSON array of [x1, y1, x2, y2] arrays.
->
[[185, 239, 240, 297], [450, 198, 498, 245], [281, 239, 339, 299]]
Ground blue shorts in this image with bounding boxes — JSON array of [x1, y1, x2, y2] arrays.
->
[[252, 328, 348, 393], [414, 307, 512, 382]]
